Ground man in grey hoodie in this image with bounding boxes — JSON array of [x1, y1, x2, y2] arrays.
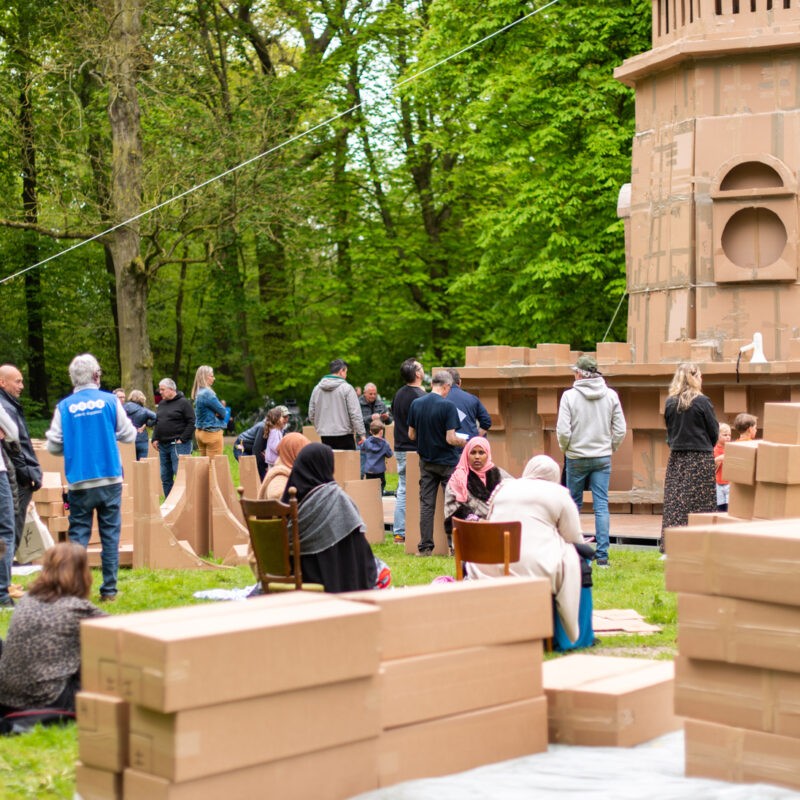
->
[[556, 355, 626, 568], [308, 359, 366, 450]]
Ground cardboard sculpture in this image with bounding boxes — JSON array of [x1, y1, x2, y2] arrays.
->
[[208, 455, 249, 559]]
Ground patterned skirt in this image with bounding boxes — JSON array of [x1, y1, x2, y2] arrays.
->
[[661, 449, 717, 534]]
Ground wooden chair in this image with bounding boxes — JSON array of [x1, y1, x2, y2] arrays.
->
[[451, 518, 522, 581], [237, 486, 324, 593]]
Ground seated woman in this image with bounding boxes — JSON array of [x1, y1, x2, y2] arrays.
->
[[444, 437, 512, 523], [0, 543, 106, 715], [282, 443, 377, 593], [258, 432, 310, 501], [484, 454, 586, 644]]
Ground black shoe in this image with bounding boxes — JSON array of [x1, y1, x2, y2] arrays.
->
[[416, 550, 432, 557], [596, 559, 609, 568], [99, 593, 118, 603], [0, 598, 15, 609]]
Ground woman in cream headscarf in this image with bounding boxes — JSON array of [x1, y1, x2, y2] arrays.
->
[[483, 454, 585, 643]]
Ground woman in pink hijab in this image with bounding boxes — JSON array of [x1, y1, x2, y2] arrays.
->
[[444, 437, 512, 523]]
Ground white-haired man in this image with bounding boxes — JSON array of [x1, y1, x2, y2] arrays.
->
[[46, 354, 136, 601]]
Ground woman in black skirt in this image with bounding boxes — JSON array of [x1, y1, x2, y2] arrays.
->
[[660, 363, 720, 551]]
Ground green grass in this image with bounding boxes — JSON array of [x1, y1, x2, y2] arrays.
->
[[1, 526, 674, 798]]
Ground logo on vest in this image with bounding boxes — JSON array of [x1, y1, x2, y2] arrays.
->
[[68, 398, 107, 415]]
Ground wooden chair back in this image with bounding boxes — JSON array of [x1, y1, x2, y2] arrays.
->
[[451, 518, 522, 581], [238, 486, 323, 593]]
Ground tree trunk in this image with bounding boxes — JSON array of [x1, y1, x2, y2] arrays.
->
[[105, 0, 153, 393]]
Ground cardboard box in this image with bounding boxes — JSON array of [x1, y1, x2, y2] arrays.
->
[[756, 441, 800, 484], [665, 520, 800, 606], [678, 593, 800, 673], [123, 738, 378, 800], [77, 692, 129, 772], [118, 597, 379, 711], [685, 718, 800, 792], [81, 593, 333, 696], [128, 677, 379, 782], [35, 500, 64, 517], [542, 655, 679, 746], [674, 656, 800, 738], [727, 482, 755, 519], [378, 696, 548, 787], [764, 403, 800, 445], [75, 762, 122, 800], [720, 441, 759, 485], [381, 641, 543, 730], [343, 577, 552, 660], [32, 471, 64, 503], [754, 482, 800, 519]]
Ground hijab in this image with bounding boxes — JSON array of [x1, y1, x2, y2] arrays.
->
[[276, 432, 310, 468], [448, 436, 495, 503], [282, 442, 335, 504], [522, 454, 561, 484]]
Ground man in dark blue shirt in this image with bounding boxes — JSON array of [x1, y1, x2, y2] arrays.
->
[[447, 368, 492, 440], [407, 370, 465, 555]]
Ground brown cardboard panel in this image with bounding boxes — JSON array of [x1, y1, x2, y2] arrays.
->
[[381, 641, 543, 730], [666, 520, 800, 606], [685, 718, 800, 793], [81, 593, 333, 696], [534, 344, 571, 365], [236, 455, 260, 499], [678, 593, 800, 673], [343, 577, 551, 660], [727, 482, 755, 519], [75, 762, 122, 800], [343, 479, 384, 544], [128, 677, 379, 782], [542, 654, 679, 747], [123, 738, 378, 800], [754, 482, 800, 519], [378, 696, 547, 788], [208, 457, 249, 559], [674, 656, 800, 738], [685, 512, 743, 526], [160, 456, 210, 557], [757, 442, 800, 485], [764, 403, 800, 445], [332, 449, 360, 485], [720, 441, 759, 485], [76, 691, 129, 773], [118, 597, 379, 712]]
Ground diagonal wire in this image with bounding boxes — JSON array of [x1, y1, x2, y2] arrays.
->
[[0, 0, 564, 285]]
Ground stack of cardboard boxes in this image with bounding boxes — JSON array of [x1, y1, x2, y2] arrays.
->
[[32, 472, 69, 542], [75, 578, 553, 800], [666, 402, 800, 792]]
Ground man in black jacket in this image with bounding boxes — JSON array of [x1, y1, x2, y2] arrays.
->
[[0, 365, 42, 549], [152, 378, 195, 497]]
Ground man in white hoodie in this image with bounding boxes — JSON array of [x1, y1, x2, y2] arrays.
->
[[556, 355, 626, 568], [308, 359, 366, 450]]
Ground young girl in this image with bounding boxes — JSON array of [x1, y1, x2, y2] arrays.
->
[[263, 406, 290, 471], [714, 423, 731, 511]]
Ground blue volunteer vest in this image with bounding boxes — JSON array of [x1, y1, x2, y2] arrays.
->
[[58, 388, 123, 484]]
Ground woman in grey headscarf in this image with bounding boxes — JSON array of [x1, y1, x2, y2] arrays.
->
[[483, 454, 585, 642]]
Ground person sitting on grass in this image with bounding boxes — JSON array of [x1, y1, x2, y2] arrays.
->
[[0, 543, 106, 716]]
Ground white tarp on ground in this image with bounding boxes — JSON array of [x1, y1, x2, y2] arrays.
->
[[352, 731, 800, 800]]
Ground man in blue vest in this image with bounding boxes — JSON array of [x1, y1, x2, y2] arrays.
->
[[46, 354, 136, 601]]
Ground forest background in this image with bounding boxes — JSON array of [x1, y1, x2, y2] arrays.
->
[[0, 0, 650, 424]]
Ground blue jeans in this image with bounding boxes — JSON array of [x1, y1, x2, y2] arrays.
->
[[565, 456, 611, 562], [68, 483, 123, 597], [159, 441, 193, 497], [135, 438, 150, 461], [0, 472, 15, 603], [393, 452, 407, 538]]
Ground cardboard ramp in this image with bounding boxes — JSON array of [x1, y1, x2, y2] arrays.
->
[[592, 609, 661, 635]]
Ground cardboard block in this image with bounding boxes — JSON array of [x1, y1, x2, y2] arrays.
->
[[464, 346, 480, 366], [35, 500, 63, 517], [508, 346, 531, 365], [476, 345, 512, 366], [756, 441, 800, 484], [343, 479, 384, 544], [236, 455, 260, 499], [723, 384, 749, 414], [381, 641, 543, 730], [301, 425, 321, 443], [75, 762, 122, 800], [537, 389, 558, 416], [81, 592, 331, 696], [47, 515, 70, 534], [208, 458, 249, 559], [727, 482, 755, 519], [211, 455, 245, 524], [754, 481, 800, 519], [343, 577, 551, 660], [666, 520, 800, 606], [221, 543, 249, 566], [678, 593, 800, 673], [596, 342, 632, 364], [542, 655, 679, 747], [378, 696, 547, 787], [685, 718, 800, 793], [686, 512, 742, 526], [128, 677, 379, 782], [161, 456, 210, 557], [720, 441, 759, 485], [123, 738, 377, 800], [660, 341, 691, 362], [76, 691, 129, 772], [675, 656, 800, 738], [333, 449, 361, 484], [764, 403, 800, 445], [534, 343, 572, 365], [118, 597, 379, 711]]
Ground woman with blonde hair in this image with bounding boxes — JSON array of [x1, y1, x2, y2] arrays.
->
[[191, 365, 229, 457], [0, 543, 106, 714], [660, 363, 719, 549]]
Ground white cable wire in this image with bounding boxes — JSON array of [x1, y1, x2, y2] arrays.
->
[[0, 0, 563, 286]]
